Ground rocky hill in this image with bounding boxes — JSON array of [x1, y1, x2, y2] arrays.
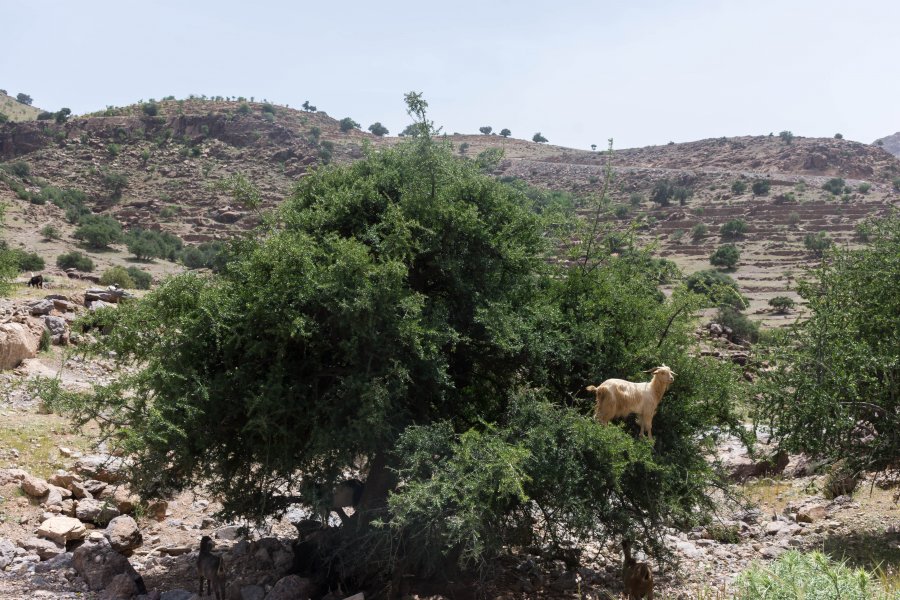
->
[[1, 98, 899, 324], [875, 131, 900, 159], [0, 91, 42, 122]]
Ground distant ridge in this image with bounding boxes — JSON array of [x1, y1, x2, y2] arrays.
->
[[874, 132, 900, 159]]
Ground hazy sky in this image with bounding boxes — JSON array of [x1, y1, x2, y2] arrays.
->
[[3, 0, 898, 149]]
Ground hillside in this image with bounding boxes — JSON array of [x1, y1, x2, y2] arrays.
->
[[0, 91, 42, 122], [1, 98, 899, 324], [875, 131, 900, 158]]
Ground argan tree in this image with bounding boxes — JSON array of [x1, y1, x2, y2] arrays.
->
[[532, 132, 548, 143], [368, 122, 389, 137], [479, 126, 492, 135], [500, 128, 511, 138], [709, 244, 740, 269], [57, 93, 745, 588], [757, 215, 900, 481]]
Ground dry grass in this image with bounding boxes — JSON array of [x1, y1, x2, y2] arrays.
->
[[0, 92, 42, 122]]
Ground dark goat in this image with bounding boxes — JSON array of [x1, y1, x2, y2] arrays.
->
[[27, 274, 44, 288], [197, 535, 225, 600], [622, 540, 654, 599]]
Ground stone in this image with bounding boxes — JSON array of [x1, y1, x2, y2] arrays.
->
[[101, 573, 139, 599], [215, 525, 241, 540], [72, 535, 145, 593], [83, 479, 109, 497], [29, 299, 54, 316], [729, 451, 789, 481], [240, 585, 266, 600], [70, 480, 93, 499], [0, 538, 16, 570], [765, 520, 786, 535], [106, 516, 143, 554], [676, 540, 703, 558], [265, 575, 313, 600], [33, 551, 73, 573], [796, 505, 827, 523], [0, 323, 39, 369], [159, 591, 194, 600], [44, 315, 69, 344], [19, 537, 65, 560], [113, 487, 139, 514], [48, 470, 80, 488], [22, 473, 50, 497], [36, 516, 87, 545], [75, 455, 126, 484]]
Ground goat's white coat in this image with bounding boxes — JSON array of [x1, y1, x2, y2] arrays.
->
[[586, 365, 675, 440]]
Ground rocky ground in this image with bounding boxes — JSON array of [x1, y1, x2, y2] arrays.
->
[[0, 288, 896, 599]]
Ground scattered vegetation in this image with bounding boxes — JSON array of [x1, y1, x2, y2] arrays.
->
[[709, 244, 740, 269], [691, 223, 708, 242], [500, 128, 511, 138], [179, 241, 229, 272], [803, 231, 832, 256], [685, 270, 747, 309], [532, 132, 548, 143], [731, 180, 747, 194], [479, 126, 493, 135], [857, 182, 871, 194], [650, 179, 692, 207], [367, 122, 389, 137], [751, 180, 770, 196], [100, 265, 152, 289], [768, 296, 795, 313], [125, 228, 183, 261], [720, 219, 748, 239], [73, 215, 123, 249], [339, 117, 360, 132], [56, 251, 94, 272], [823, 178, 846, 195], [716, 306, 759, 343], [40, 224, 61, 240], [778, 130, 794, 144]]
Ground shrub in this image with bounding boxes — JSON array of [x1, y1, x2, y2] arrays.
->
[[478, 126, 492, 135], [822, 177, 846, 195], [107, 143, 120, 158], [125, 267, 152, 290], [458, 142, 469, 155], [629, 193, 643, 207], [734, 551, 887, 599], [54, 108, 71, 124], [100, 266, 136, 289], [854, 221, 871, 242], [691, 223, 708, 242], [179, 241, 228, 272], [125, 228, 183, 260], [893, 177, 900, 191], [309, 126, 321, 142], [142, 101, 159, 117], [705, 524, 740, 544], [716, 306, 760, 343], [261, 103, 276, 115], [709, 244, 740, 269], [339, 117, 360, 132], [399, 123, 419, 137], [532, 132, 548, 143], [731, 180, 747, 194], [650, 180, 674, 206], [39, 328, 52, 352], [74, 215, 123, 248], [773, 192, 796, 204], [367, 122, 389, 137], [6, 161, 30, 178], [721, 219, 748, 239], [834, 132, 843, 139], [37, 111, 53, 121], [779, 130, 794, 144], [56, 251, 94, 272], [236, 103, 250, 115], [101, 170, 128, 199], [803, 231, 831, 256], [685, 270, 747, 309], [614, 205, 630, 219], [857, 182, 871, 194], [768, 296, 795, 313], [475, 148, 503, 173], [159, 206, 177, 219], [500, 128, 511, 138], [751, 180, 770, 195], [0, 113, 8, 124], [788, 212, 800, 228], [40, 224, 60, 240], [318, 140, 335, 164], [12, 249, 45, 272]]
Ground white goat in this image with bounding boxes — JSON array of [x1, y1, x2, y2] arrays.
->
[[585, 365, 676, 440]]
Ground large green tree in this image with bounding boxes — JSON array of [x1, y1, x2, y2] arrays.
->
[[62, 95, 744, 586], [757, 215, 900, 478]]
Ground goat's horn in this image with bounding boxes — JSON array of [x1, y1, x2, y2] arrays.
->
[[644, 368, 657, 373]]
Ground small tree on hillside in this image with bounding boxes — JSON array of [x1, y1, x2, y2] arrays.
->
[[731, 180, 747, 194], [55, 108, 72, 124], [721, 219, 748, 239], [339, 117, 360, 133], [532, 132, 548, 143], [73, 215, 123, 249], [709, 244, 740, 269], [803, 232, 831, 256], [779, 130, 794, 144], [16, 93, 33, 105], [479, 126, 493, 135], [368, 122, 389, 137], [500, 128, 511, 138], [751, 180, 770, 196], [768, 296, 795, 313]]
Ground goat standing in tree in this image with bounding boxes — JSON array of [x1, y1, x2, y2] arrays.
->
[[586, 365, 676, 440]]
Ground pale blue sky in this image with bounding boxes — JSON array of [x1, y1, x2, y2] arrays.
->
[[3, 0, 898, 149]]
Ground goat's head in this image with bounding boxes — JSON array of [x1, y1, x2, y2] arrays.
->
[[647, 365, 676, 385], [200, 535, 214, 552]]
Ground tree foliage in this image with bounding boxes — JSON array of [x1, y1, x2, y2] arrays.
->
[[125, 228, 183, 261], [532, 132, 548, 143], [73, 215, 123, 249], [16, 93, 33, 105], [479, 126, 492, 135], [710, 244, 740, 269], [757, 215, 900, 479], [500, 128, 511, 138], [339, 117, 360, 133], [721, 219, 748, 239], [54, 96, 745, 584], [367, 122, 389, 137]]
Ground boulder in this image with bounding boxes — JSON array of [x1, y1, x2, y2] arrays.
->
[[796, 504, 827, 523], [43, 315, 69, 345], [159, 591, 193, 600], [0, 322, 39, 370], [101, 573, 139, 599], [84, 288, 134, 305], [0, 538, 16, 570], [729, 451, 789, 481], [105, 515, 142, 554], [76, 497, 121, 525], [29, 299, 54, 316], [240, 585, 266, 600], [36, 515, 87, 544], [21, 473, 50, 497], [265, 575, 313, 600], [48, 470, 80, 489], [19, 537, 65, 560], [75, 454, 126, 483], [113, 487, 139, 513], [72, 534, 146, 593]]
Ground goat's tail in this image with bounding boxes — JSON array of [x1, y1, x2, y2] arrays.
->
[[585, 385, 598, 392]]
